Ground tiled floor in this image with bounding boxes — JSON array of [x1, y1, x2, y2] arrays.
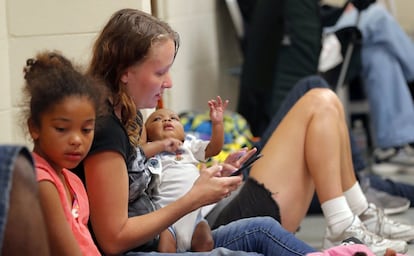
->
[[295, 172, 414, 255]]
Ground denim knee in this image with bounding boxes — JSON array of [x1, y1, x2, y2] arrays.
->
[[0, 145, 33, 251]]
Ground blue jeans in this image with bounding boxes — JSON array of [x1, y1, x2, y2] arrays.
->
[[127, 217, 316, 256], [0, 145, 33, 251], [325, 3, 414, 148]]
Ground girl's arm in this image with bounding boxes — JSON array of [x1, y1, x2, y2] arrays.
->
[[38, 181, 83, 256], [84, 150, 242, 255]]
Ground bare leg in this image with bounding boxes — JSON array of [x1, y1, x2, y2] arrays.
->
[[249, 88, 358, 232], [157, 229, 176, 253], [2, 154, 50, 255], [191, 221, 214, 252]]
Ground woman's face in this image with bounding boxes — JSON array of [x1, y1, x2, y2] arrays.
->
[[121, 39, 176, 109]]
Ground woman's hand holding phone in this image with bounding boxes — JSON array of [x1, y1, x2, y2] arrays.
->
[[230, 153, 263, 176]]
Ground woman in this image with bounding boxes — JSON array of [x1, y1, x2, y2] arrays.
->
[[75, 8, 315, 256], [75, 8, 409, 256]]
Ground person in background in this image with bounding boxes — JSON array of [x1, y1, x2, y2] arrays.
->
[[22, 51, 106, 256], [323, 1, 414, 174], [234, 0, 414, 215]]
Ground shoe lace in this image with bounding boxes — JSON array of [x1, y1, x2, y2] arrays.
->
[[351, 222, 384, 245], [367, 204, 403, 234]]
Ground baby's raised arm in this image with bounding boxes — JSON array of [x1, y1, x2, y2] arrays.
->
[[205, 96, 229, 158]]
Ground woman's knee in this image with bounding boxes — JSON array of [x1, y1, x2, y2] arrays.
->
[[304, 88, 344, 117]]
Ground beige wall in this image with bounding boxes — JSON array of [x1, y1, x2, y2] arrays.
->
[[0, 0, 241, 146], [0, 0, 153, 145], [392, 0, 414, 34], [152, 0, 242, 115]]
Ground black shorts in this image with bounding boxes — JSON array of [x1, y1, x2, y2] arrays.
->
[[206, 177, 281, 229]]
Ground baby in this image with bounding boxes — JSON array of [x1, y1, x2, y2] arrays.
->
[[142, 96, 228, 252]]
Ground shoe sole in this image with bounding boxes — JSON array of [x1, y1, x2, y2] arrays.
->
[[400, 165, 414, 174], [371, 163, 414, 176], [383, 201, 410, 215]]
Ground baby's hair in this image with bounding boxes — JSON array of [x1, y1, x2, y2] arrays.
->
[[22, 50, 107, 128]]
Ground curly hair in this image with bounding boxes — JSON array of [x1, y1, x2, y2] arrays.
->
[[22, 50, 107, 130]]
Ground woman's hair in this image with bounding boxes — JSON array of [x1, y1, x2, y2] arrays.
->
[[22, 50, 106, 129], [88, 8, 180, 147]]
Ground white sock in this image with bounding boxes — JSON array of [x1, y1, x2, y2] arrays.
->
[[321, 196, 354, 235], [344, 182, 369, 216]]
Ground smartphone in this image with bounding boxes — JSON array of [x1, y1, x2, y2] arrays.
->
[[230, 153, 263, 176]]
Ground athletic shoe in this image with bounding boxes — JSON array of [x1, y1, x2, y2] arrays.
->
[[371, 146, 414, 175], [361, 179, 410, 215], [323, 216, 408, 255], [402, 144, 414, 157], [360, 203, 414, 242], [341, 236, 364, 245], [391, 145, 414, 166], [371, 162, 402, 175]]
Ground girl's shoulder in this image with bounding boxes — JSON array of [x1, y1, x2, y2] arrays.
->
[[32, 153, 56, 182]]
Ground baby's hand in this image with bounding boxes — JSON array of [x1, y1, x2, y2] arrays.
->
[[161, 138, 182, 153], [208, 96, 229, 124]]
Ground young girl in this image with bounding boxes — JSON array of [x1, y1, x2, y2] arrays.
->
[[22, 51, 105, 256]]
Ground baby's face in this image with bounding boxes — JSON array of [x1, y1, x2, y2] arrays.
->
[[145, 108, 185, 142]]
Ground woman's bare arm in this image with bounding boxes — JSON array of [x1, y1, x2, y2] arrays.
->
[[84, 150, 242, 255]]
